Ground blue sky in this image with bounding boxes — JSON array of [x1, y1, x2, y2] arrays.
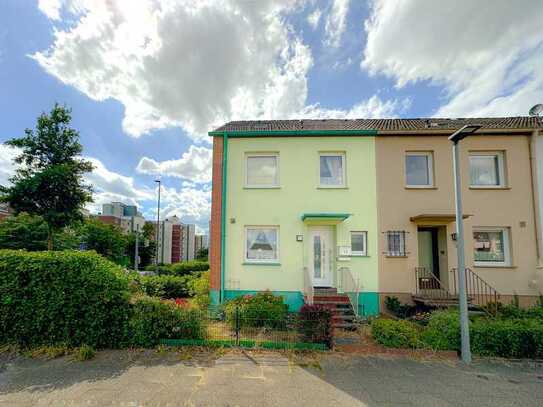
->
[[1, 1, 542, 234]]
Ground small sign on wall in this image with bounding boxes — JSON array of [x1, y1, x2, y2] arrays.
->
[[296, 235, 303, 242]]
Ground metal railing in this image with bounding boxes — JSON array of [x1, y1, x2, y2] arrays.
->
[[450, 268, 501, 315], [340, 266, 360, 317], [414, 267, 454, 301], [303, 266, 313, 305]]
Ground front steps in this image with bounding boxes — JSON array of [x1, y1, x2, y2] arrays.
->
[[313, 288, 357, 330]]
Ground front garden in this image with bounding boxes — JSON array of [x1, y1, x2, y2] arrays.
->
[[0, 250, 332, 355], [371, 296, 543, 359]]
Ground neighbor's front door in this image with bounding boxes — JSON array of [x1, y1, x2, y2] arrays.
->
[[309, 227, 333, 287]]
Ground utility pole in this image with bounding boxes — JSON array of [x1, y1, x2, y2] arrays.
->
[[134, 223, 139, 272]]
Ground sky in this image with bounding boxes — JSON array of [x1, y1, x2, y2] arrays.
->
[[1, 0, 543, 234]]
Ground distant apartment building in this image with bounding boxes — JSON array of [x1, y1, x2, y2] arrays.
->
[[98, 202, 145, 234], [149, 216, 204, 264]]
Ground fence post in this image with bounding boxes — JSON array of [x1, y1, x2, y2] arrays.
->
[[235, 305, 240, 346]]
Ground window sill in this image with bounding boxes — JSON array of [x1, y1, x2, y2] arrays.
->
[[405, 186, 438, 190], [351, 254, 370, 257], [317, 186, 348, 190], [244, 186, 281, 189], [385, 255, 408, 258], [473, 265, 516, 269], [469, 186, 510, 190], [242, 262, 281, 266]]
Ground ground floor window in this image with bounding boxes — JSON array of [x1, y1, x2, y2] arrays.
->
[[473, 227, 511, 267], [245, 226, 279, 263], [351, 231, 367, 256], [386, 231, 407, 257]]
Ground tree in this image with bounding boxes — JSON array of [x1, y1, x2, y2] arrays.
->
[[195, 247, 208, 261], [127, 232, 156, 270], [0, 104, 93, 249], [79, 219, 128, 265]]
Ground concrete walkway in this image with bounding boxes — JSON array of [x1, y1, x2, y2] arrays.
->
[[1, 349, 542, 406]]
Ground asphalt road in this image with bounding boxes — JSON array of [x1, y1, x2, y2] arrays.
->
[[1, 349, 542, 406]]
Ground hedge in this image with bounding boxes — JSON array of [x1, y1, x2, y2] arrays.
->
[[139, 274, 190, 298], [372, 309, 543, 359], [371, 318, 421, 348], [298, 304, 333, 347], [129, 296, 206, 347], [0, 250, 131, 348], [144, 261, 209, 276]]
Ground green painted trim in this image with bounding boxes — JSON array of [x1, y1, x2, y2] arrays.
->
[[210, 289, 220, 306], [357, 292, 380, 316], [242, 262, 281, 266], [224, 290, 304, 311], [301, 212, 351, 221], [208, 129, 378, 137], [220, 133, 229, 302]]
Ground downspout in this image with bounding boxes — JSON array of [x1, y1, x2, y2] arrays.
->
[[529, 130, 543, 266], [220, 132, 229, 302]]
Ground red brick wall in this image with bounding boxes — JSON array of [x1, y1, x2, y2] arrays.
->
[[210, 136, 224, 291], [171, 224, 181, 263], [96, 215, 121, 226]]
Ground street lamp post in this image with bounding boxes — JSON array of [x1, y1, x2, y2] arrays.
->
[[449, 124, 481, 364], [155, 179, 161, 274]]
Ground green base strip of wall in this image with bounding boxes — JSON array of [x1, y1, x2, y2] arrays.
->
[[210, 289, 220, 306], [223, 290, 304, 312], [160, 338, 327, 351], [357, 292, 380, 316]]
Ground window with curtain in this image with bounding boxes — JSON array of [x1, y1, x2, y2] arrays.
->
[[469, 152, 504, 187], [351, 231, 367, 256], [386, 231, 407, 257], [473, 228, 510, 266], [405, 152, 433, 186], [246, 154, 279, 187], [319, 153, 345, 186], [245, 226, 279, 262]]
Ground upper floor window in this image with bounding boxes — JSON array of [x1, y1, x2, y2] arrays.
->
[[469, 152, 505, 188], [245, 153, 279, 188], [351, 231, 368, 256], [405, 152, 434, 187], [473, 227, 511, 267], [319, 152, 345, 187], [245, 226, 279, 263]]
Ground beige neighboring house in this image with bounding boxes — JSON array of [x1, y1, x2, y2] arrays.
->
[[375, 117, 543, 309]]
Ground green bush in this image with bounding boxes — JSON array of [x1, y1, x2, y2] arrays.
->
[[0, 250, 131, 348], [169, 261, 209, 276], [421, 310, 461, 351], [129, 296, 206, 347], [471, 318, 543, 358], [186, 271, 210, 309], [74, 344, 96, 361], [298, 304, 333, 347], [371, 319, 421, 348], [139, 274, 189, 299], [224, 292, 288, 328], [384, 296, 416, 319]]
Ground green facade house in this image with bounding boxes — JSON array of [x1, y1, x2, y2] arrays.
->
[[209, 121, 380, 316]]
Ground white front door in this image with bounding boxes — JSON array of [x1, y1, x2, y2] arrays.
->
[[309, 227, 333, 287]]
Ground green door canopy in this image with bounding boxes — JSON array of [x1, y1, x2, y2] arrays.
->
[[301, 213, 351, 225]]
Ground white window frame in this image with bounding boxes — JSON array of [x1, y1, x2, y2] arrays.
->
[[245, 153, 280, 188], [351, 231, 368, 256], [405, 151, 434, 188], [244, 225, 280, 264], [469, 151, 506, 188], [473, 227, 511, 267], [318, 152, 346, 188]]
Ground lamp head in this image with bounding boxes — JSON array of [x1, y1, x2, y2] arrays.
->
[[448, 124, 481, 143]]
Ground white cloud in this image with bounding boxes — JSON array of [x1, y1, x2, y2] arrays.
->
[[136, 145, 212, 183], [299, 95, 410, 119], [0, 145, 19, 187], [363, 0, 543, 116], [324, 0, 350, 48], [307, 8, 322, 29], [85, 157, 154, 213], [38, 0, 63, 20], [33, 0, 314, 139]]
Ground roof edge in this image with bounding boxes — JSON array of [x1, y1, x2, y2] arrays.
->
[[208, 129, 378, 137]]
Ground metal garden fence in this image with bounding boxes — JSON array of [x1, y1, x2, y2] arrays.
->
[[161, 306, 332, 350]]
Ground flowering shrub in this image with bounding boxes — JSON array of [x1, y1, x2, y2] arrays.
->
[[224, 291, 288, 328]]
